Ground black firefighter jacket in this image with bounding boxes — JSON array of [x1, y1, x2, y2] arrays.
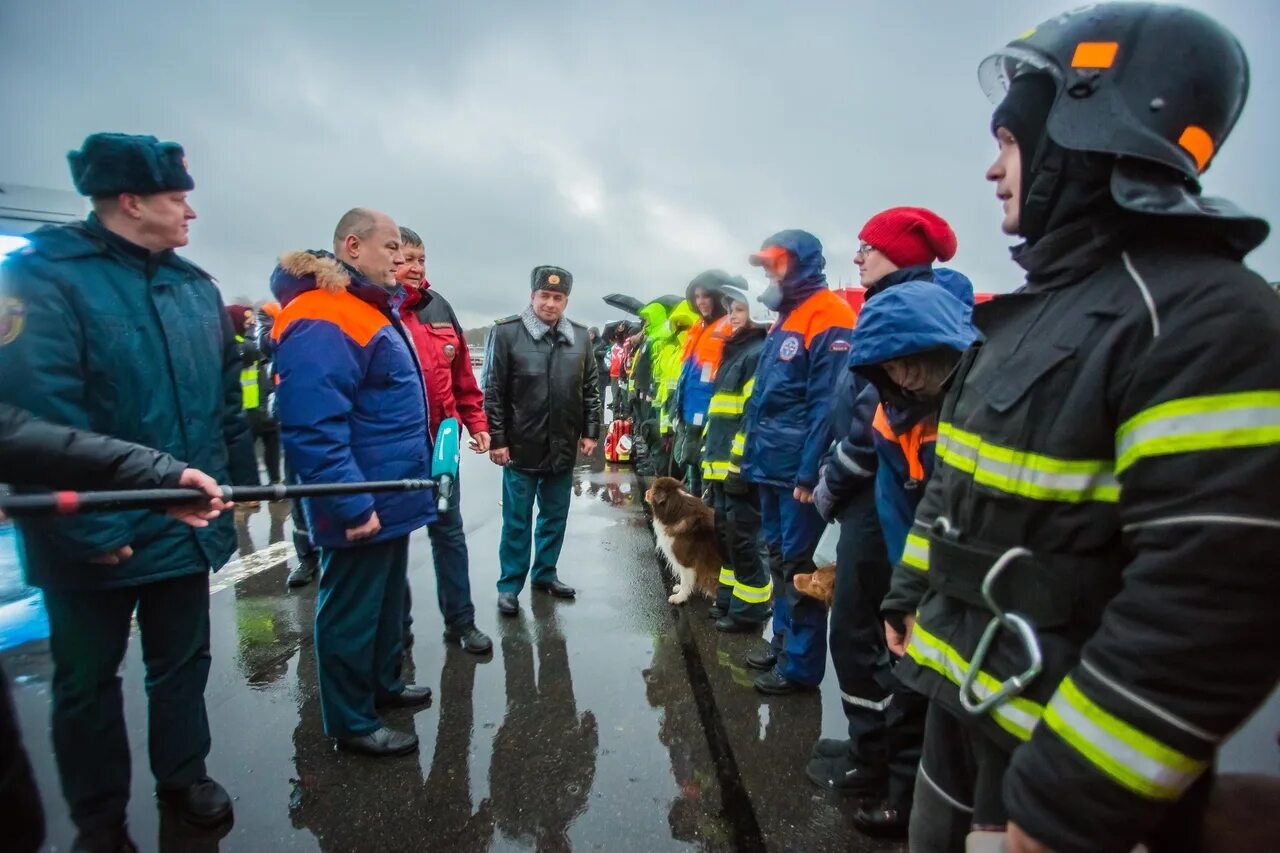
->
[[484, 310, 602, 474], [882, 216, 1280, 852]]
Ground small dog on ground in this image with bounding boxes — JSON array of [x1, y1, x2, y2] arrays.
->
[[643, 476, 721, 604], [793, 565, 836, 607]]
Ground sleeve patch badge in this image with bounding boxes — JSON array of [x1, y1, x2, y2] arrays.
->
[[830, 339, 851, 352], [778, 336, 801, 361], [0, 297, 26, 346]]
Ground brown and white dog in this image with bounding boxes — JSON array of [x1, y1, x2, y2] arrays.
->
[[643, 476, 721, 604], [793, 564, 836, 607]]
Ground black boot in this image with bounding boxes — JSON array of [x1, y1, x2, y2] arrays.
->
[[744, 649, 778, 671], [852, 802, 910, 839], [375, 684, 433, 708], [72, 825, 138, 853], [532, 579, 576, 598], [155, 776, 233, 827], [805, 753, 887, 795], [753, 669, 816, 696], [444, 624, 493, 654], [287, 558, 318, 588]]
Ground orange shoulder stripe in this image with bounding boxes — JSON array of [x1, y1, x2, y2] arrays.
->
[[780, 290, 856, 347], [272, 289, 389, 347]]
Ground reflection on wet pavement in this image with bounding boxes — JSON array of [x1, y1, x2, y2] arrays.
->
[[5, 451, 738, 851], [12, 447, 1269, 851]]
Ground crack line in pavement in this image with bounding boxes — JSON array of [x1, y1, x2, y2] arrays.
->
[[640, 489, 767, 853]]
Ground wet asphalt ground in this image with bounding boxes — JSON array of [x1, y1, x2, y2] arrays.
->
[[4, 444, 1277, 852]]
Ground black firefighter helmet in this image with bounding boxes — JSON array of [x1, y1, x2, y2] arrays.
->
[[979, 2, 1268, 250]]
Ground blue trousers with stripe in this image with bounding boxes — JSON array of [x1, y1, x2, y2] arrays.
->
[[759, 484, 827, 686]]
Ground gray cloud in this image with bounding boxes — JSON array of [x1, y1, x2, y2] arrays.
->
[[2, 0, 1276, 329]]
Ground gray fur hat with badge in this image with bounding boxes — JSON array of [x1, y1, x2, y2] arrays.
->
[[531, 265, 573, 295]]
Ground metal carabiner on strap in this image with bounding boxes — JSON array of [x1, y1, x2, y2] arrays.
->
[[958, 546, 1045, 716]]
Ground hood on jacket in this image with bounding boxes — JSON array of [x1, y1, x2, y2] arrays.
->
[[668, 301, 698, 333], [270, 250, 351, 307], [850, 279, 977, 370], [685, 270, 737, 322], [638, 301, 670, 338], [849, 279, 978, 423], [750, 229, 828, 312]]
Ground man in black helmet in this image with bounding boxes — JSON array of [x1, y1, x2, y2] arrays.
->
[[879, 5, 1280, 851]]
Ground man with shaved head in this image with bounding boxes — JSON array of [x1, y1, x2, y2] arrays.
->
[[269, 207, 438, 757]]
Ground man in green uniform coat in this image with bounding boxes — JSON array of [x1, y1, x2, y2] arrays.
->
[[0, 132, 258, 852]]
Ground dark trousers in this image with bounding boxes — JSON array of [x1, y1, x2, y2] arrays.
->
[[44, 573, 211, 833], [247, 409, 280, 483], [287, 459, 318, 567], [830, 489, 926, 808], [1, 662, 44, 852], [404, 474, 475, 632], [710, 482, 772, 623], [315, 537, 408, 738], [912, 702, 1213, 852], [759, 484, 827, 685], [497, 468, 572, 595]]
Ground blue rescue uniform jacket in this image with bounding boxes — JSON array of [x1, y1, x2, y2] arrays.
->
[[270, 251, 436, 548], [0, 215, 258, 589], [740, 231, 855, 490]]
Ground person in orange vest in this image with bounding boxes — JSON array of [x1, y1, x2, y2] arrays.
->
[[739, 230, 855, 694], [671, 270, 734, 494]]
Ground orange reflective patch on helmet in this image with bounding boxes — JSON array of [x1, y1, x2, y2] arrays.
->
[[1177, 125, 1215, 172], [1070, 41, 1119, 69]]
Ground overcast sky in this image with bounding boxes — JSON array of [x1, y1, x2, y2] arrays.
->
[[2, 0, 1276, 329]]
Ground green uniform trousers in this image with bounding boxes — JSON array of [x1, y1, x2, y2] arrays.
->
[[497, 468, 572, 595], [315, 536, 408, 738], [44, 572, 211, 834]]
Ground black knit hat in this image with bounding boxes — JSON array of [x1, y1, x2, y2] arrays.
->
[[68, 133, 195, 198], [531, 265, 573, 295]]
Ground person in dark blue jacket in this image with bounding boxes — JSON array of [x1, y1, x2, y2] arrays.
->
[[0, 133, 258, 849], [271, 208, 437, 759], [739, 230, 855, 694]]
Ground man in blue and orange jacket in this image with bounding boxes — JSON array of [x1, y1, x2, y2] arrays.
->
[[271, 208, 437, 759], [739, 230, 855, 694]]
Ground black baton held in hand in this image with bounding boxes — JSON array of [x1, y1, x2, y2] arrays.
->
[[0, 479, 438, 517]]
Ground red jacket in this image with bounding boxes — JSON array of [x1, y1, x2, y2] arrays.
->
[[398, 283, 488, 437]]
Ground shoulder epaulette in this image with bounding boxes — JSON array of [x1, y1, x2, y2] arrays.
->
[[494, 314, 520, 324]]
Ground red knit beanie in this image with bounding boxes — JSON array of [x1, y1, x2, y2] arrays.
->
[[858, 207, 957, 268]]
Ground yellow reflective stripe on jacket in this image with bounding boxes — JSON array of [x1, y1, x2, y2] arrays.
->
[[937, 422, 1119, 504], [730, 432, 746, 458], [708, 377, 755, 418], [236, 336, 261, 410], [902, 533, 929, 572], [733, 576, 773, 604], [702, 460, 737, 481], [1044, 677, 1207, 801], [1115, 390, 1280, 474], [907, 623, 1044, 742], [718, 567, 736, 586]]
